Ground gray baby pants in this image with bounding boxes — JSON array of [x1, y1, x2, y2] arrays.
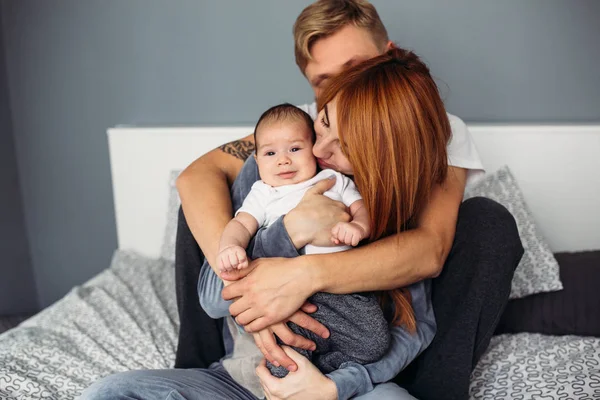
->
[[267, 291, 391, 377]]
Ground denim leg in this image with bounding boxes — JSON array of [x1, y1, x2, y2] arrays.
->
[[354, 382, 417, 400], [78, 363, 258, 400]]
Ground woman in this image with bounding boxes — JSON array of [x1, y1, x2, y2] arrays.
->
[[80, 48, 519, 400], [249, 46, 449, 399]]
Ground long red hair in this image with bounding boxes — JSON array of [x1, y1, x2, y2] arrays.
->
[[317, 47, 451, 331]]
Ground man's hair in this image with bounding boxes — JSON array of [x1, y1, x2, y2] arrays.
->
[[293, 0, 389, 73], [253, 103, 315, 147]]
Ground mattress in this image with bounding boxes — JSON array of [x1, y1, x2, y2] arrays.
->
[[1, 250, 599, 399]]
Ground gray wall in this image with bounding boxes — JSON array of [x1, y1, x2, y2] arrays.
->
[[0, 11, 37, 314], [1, 0, 599, 308]]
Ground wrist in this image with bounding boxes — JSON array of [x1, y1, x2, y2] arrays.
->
[[283, 212, 310, 249], [219, 243, 238, 252], [300, 255, 326, 295], [350, 221, 369, 237]]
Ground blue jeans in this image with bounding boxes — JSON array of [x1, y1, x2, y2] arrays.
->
[[78, 362, 417, 400]]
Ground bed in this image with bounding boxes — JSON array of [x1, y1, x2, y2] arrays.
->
[[1, 124, 599, 399]]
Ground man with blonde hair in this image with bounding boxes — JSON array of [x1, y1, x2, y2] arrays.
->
[[81, 1, 522, 399]]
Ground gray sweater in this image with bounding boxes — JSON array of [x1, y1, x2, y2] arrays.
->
[[198, 156, 437, 400]]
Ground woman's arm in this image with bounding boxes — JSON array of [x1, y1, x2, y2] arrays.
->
[[255, 281, 436, 400], [328, 280, 436, 399], [223, 167, 467, 331], [256, 347, 338, 400], [199, 235, 330, 371]]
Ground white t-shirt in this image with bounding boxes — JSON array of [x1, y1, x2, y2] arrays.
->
[[236, 169, 361, 254], [298, 102, 485, 190]]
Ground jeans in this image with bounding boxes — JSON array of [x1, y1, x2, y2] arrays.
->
[[78, 362, 417, 400]]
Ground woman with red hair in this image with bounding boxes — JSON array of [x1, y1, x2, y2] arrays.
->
[[312, 47, 452, 332]]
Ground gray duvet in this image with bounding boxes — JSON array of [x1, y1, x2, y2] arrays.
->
[[0, 250, 598, 399]]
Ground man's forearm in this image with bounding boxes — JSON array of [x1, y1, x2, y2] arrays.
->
[[176, 135, 255, 270], [307, 169, 466, 295], [177, 161, 234, 270], [307, 227, 444, 295]]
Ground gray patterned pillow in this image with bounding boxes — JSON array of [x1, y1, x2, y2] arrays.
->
[[160, 170, 182, 262], [464, 166, 562, 299]]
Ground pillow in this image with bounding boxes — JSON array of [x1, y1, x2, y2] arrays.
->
[[160, 170, 182, 262], [496, 250, 600, 336], [464, 166, 562, 299]]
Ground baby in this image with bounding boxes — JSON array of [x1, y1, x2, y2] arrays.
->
[[213, 103, 390, 378], [217, 106, 369, 272]]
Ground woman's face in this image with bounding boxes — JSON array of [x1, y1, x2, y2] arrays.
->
[[313, 98, 354, 176]]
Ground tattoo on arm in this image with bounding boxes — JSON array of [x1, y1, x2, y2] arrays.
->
[[219, 140, 255, 161]]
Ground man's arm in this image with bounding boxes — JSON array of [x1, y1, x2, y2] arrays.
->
[[224, 167, 467, 330], [176, 135, 255, 270], [311, 166, 467, 294]]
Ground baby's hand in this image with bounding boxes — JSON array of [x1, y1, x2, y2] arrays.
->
[[217, 245, 248, 273], [331, 222, 366, 247]]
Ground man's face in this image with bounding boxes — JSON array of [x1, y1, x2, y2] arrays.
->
[[304, 24, 387, 98], [305, 24, 390, 174]]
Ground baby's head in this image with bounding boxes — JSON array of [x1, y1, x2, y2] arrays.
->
[[253, 103, 317, 187]]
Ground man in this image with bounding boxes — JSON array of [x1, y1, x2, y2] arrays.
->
[[174, 1, 523, 399], [80, 1, 523, 399]]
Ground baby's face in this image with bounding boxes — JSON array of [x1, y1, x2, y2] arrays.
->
[[255, 121, 317, 187]]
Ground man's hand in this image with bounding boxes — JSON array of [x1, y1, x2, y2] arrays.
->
[[256, 347, 338, 400], [221, 257, 315, 332], [284, 177, 351, 248], [252, 302, 329, 373]]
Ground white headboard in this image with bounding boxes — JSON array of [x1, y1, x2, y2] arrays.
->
[[107, 124, 600, 259]]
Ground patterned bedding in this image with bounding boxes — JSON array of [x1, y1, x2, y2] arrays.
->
[[471, 334, 600, 399], [0, 250, 599, 399], [0, 251, 178, 400]]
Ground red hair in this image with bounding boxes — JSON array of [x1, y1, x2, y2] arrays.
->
[[318, 48, 451, 331]]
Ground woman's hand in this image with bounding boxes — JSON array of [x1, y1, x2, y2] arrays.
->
[[221, 256, 318, 332], [284, 177, 351, 249], [256, 346, 338, 400], [252, 302, 329, 373]]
